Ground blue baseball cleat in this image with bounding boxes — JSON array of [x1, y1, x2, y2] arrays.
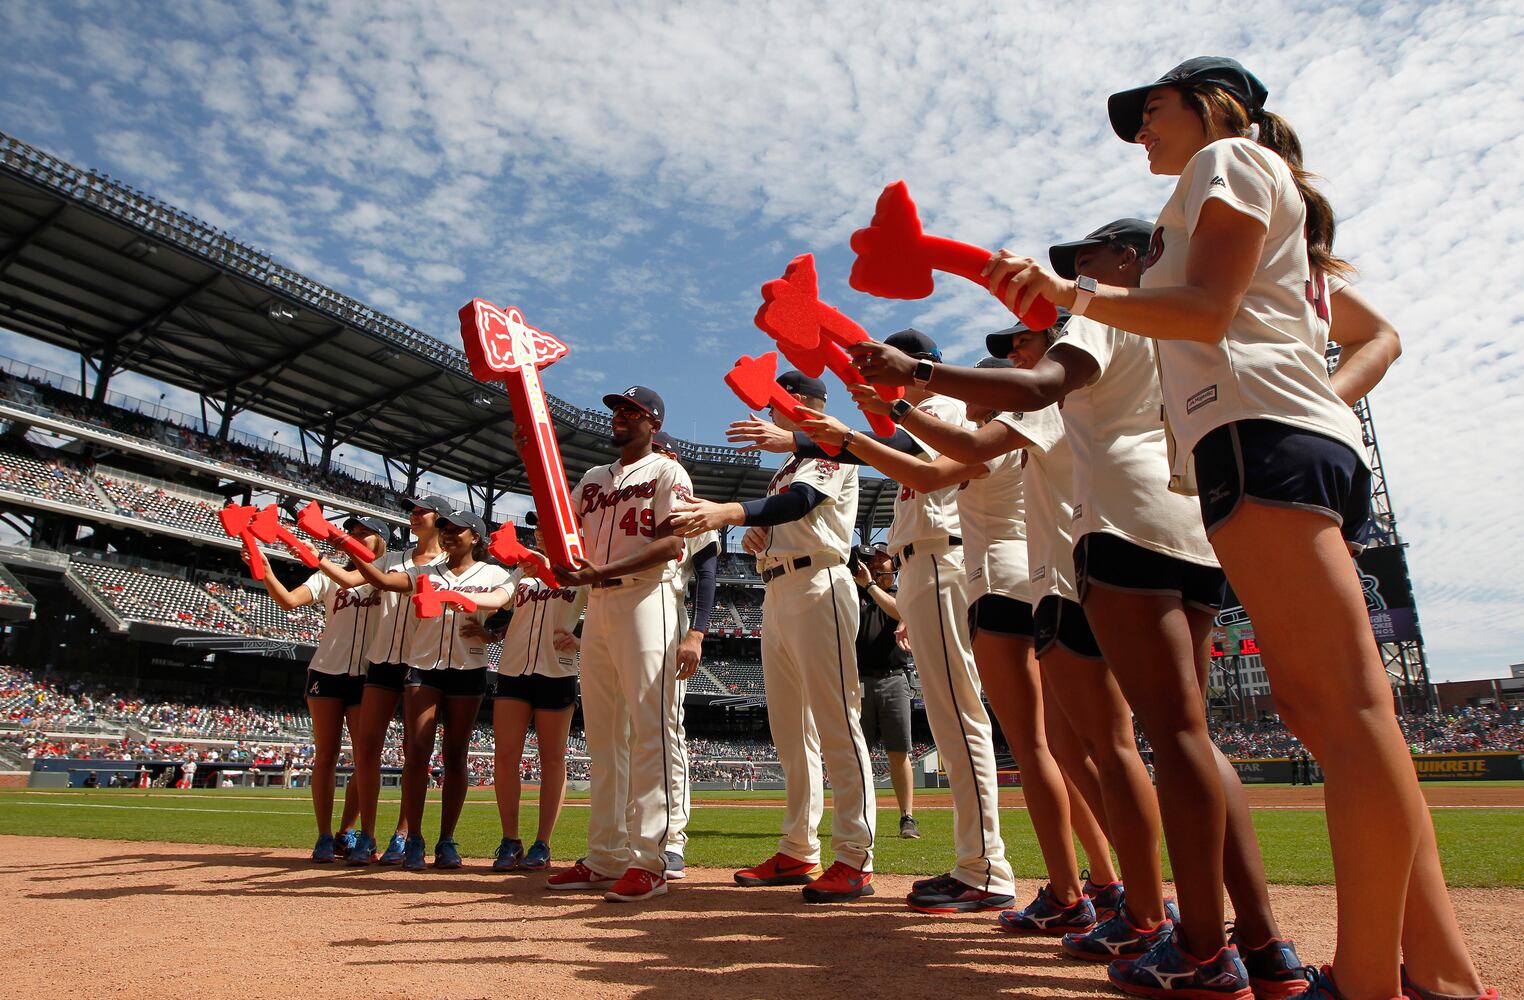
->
[[402, 834, 428, 871], [1062, 906, 1174, 962], [493, 838, 524, 872], [998, 885, 1097, 936], [434, 838, 463, 870], [522, 840, 552, 871], [1108, 936, 1253, 1000], [345, 832, 377, 866], [1228, 923, 1310, 999], [311, 833, 337, 863], [378, 833, 407, 865], [1083, 869, 1126, 923]]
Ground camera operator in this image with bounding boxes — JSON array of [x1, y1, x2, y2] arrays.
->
[[851, 543, 919, 838]]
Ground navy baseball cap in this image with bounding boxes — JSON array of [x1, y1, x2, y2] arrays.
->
[[884, 328, 941, 361], [652, 430, 680, 455], [776, 370, 828, 402], [974, 357, 1015, 370], [603, 385, 665, 425], [1108, 56, 1269, 142], [986, 309, 1073, 358], [522, 509, 539, 527], [1048, 218, 1155, 279], [437, 508, 488, 537], [407, 494, 454, 516], [342, 515, 390, 538]]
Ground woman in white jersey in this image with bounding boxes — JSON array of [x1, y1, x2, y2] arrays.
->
[[974, 57, 1493, 1000], [353, 507, 517, 872], [251, 516, 388, 864], [471, 525, 587, 875], [320, 495, 448, 865]]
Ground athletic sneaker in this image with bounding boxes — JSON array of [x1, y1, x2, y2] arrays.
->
[[521, 840, 552, 871], [1400, 966, 1502, 1000], [434, 838, 463, 870], [1296, 966, 1346, 999], [311, 833, 337, 863], [1062, 906, 1174, 962], [734, 853, 823, 887], [604, 868, 667, 903], [905, 873, 1015, 914], [401, 834, 427, 872], [911, 872, 949, 892], [1108, 935, 1253, 1000], [547, 861, 618, 890], [899, 814, 921, 839], [802, 861, 874, 903], [493, 838, 525, 872], [1083, 868, 1126, 922], [998, 885, 1097, 935], [345, 833, 378, 866], [1228, 925, 1310, 999], [378, 833, 408, 865], [663, 851, 687, 880], [338, 829, 358, 854]]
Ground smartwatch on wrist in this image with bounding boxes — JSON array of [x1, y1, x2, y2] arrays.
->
[[911, 359, 936, 386], [889, 398, 914, 424], [841, 429, 856, 451], [1071, 275, 1098, 317]]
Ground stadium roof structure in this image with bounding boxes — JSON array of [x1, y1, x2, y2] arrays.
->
[[0, 131, 896, 532]]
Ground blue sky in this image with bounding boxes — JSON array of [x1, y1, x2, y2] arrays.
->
[[1, 0, 1521, 681]]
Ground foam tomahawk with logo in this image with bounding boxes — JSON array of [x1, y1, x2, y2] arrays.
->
[[458, 300, 587, 571]]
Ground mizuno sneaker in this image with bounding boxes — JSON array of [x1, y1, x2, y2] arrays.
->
[[604, 867, 667, 903], [345, 833, 378, 866], [905, 873, 1015, 914], [1400, 966, 1501, 1000], [401, 834, 427, 872], [433, 838, 463, 870], [1062, 906, 1174, 962], [522, 840, 552, 871], [1108, 935, 1254, 1000], [734, 852, 823, 887], [1084, 868, 1126, 922], [802, 861, 874, 903], [311, 833, 337, 863], [493, 837, 524, 872], [1228, 925, 1310, 999], [378, 832, 408, 865], [338, 829, 358, 855], [998, 884, 1097, 935]]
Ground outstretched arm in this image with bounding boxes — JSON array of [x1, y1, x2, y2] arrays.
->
[[352, 555, 413, 594], [1327, 285, 1401, 405]]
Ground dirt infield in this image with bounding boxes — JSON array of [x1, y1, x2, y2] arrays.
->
[[2, 836, 1518, 1000]]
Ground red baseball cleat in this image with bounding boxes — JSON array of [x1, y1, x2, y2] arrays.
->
[[546, 861, 617, 890], [802, 861, 874, 903], [734, 852, 825, 887], [604, 867, 667, 903]]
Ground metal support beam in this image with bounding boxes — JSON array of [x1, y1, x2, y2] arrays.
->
[[0, 204, 67, 276]]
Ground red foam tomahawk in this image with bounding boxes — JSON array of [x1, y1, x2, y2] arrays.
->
[[412, 574, 478, 619], [849, 180, 1058, 331], [488, 519, 551, 582], [459, 300, 586, 572], [724, 352, 840, 457], [294, 502, 377, 565], [218, 505, 267, 581], [753, 254, 904, 438], [250, 505, 320, 567]]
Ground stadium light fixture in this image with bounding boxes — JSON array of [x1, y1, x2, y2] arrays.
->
[[266, 302, 298, 324], [471, 392, 493, 406], [122, 238, 156, 260]]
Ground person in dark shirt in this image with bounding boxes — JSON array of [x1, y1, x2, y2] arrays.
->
[[853, 546, 918, 838]]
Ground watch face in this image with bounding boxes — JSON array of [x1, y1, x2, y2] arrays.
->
[[1078, 276, 1098, 292]]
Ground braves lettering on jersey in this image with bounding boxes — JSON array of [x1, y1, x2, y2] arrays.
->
[[305, 570, 385, 677], [575, 452, 693, 585], [1144, 137, 1365, 482], [758, 455, 858, 572], [498, 577, 588, 679], [365, 546, 446, 666], [887, 394, 968, 553], [400, 561, 517, 670]]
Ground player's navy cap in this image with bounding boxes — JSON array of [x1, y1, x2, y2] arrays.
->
[[1049, 218, 1155, 279], [437, 508, 488, 537], [522, 509, 539, 527], [884, 328, 941, 361], [975, 357, 1015, 370], [407, 494, 455, 517], [776, 370, 828, 402], [602, 385, 665, 425], [986, 309, 1073, 357], [1107, 56, 1269, 143], [652, 430, 680, 455], [342, 515, 390, 538]]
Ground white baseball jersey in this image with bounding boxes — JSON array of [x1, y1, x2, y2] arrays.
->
[[302, 571, 385, 677], [575, 451, 693, 585], [887, 394, 968, 552], [956, 419, 1029, 603], [399, 561, 517, 671], [757, 456, 858, 572], [677, 528, 719, 589], [365, 546, 446, 665], [497, 577, 587, 679], [1144, 137, 1365, 484], [1015, 405, 1077, 602], [1055, 317, 1218, 566]]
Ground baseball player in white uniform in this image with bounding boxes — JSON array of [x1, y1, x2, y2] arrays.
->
[[731, 332, 1015, 914], [546, 386, 698, 903], [673, 371, 877, 903]]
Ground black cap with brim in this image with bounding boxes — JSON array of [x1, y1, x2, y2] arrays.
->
[[1049, 218, 1156, 279], [652, 430, 679, 454], [776, 370, 828, 402], [603, 385, 665, 425], [407, 494, 454, 516], [883, 328, 941, 360], [986, 309, 1073, 358], [343, 515, 390, 538], [1107, 56, 1269, 142], [437, 508, 488, 538], [974, 357, 1015, 370]]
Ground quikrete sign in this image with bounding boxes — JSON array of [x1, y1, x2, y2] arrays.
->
[[1409, 753, 1523, 780]]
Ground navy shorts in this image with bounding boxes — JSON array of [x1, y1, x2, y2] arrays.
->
[[967, 594, 1036, 638], [492, 672, 577, 711], [1073, 531, 1226, 612], [1033, 595, 1103, 661], [364, 661, 410, 692], [306, 669, 364, 707], [407, 667, 489, 698], [1193, 419, 1372, 549]]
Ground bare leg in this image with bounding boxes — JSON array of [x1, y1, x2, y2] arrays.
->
[[493, 698, 533, 839], [1043, 678, 1118, 884], [887, 751, 914, 817], [401, 686, 441, 839], [438, 695, 483, 840], [351, 685, 402, 838], [306, 696, 346, 837], [534, 706, 575, 844]]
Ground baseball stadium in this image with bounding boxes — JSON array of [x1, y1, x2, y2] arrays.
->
[[2, 8, 1522, 1000]]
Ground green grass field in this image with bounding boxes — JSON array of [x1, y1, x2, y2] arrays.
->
[[3, 787, 1520, 887]]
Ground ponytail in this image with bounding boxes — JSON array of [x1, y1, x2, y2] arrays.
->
[[1184, 84, 1353, 278]]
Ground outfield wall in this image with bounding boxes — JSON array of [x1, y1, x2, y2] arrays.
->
[[1230, 753, 1524, 783]]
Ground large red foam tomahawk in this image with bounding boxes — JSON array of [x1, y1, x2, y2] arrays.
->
[[724, 352, 841, 457], [218, 505, 267, 581], [412, 574, 478, 619], [753, 254, 904, 438], [458, 300, 587, 572], [294, 502, 377, 564], [849, 180, 1058, 331], [250, 505, 320, 567], [488, 519, 551, 582]]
